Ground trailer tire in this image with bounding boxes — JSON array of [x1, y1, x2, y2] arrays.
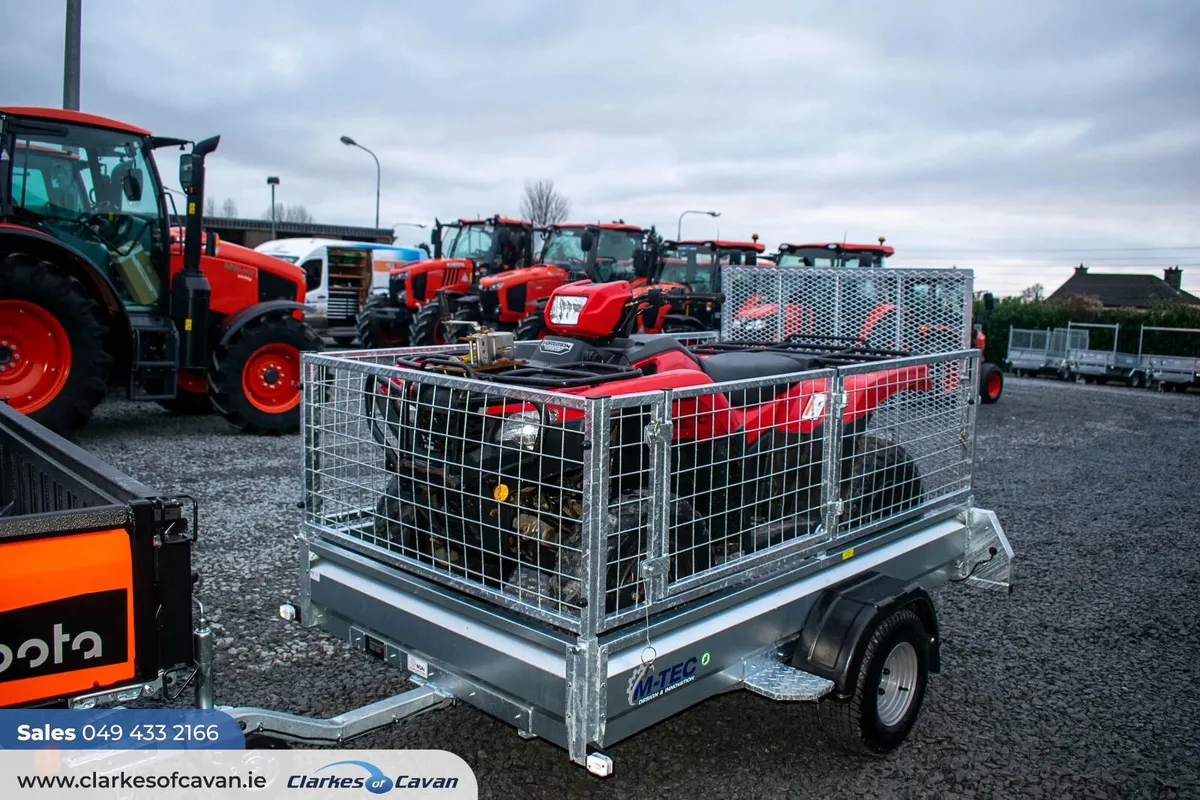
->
[[514, 313, 547, 341], [0, 256, 111, 432], [817, 607, 930, 756], [979, 363, 1003, 403], [357, 294, 408, 349], [409, 302, 448, 347], [209, 315, 322, 435]]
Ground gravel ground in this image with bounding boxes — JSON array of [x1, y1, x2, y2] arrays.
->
[[72, 378, 1200, 799]]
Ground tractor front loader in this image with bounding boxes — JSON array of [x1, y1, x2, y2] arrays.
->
[[0, 106, 322, 435]]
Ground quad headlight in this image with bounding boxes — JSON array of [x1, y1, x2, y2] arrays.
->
[[549, 295, 587, 326], [497, 410, 541, 451]]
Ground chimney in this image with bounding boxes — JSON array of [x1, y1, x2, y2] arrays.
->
[[1074, 263, 1088, 276], [1164, 266, 1182, 291]]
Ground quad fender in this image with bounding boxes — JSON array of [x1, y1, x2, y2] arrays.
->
[[790, 571, 941, 699], [658, 313, 709, 332], [216, 300, 312, 347]]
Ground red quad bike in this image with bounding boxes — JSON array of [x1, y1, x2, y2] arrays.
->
[[356, 216, 537, 348], [633, 237, 767, 335], [731, 241, 1003, 403], [0, 106, 322, 434], [365, 279, 942, 614]]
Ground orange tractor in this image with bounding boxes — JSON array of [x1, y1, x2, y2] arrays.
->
[[632, 236, 767, 334], [0, 106, 323, 434], [355, 215, 537, 348]]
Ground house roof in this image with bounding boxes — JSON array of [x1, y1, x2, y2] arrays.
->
[[1047, 268, 1200, 308]]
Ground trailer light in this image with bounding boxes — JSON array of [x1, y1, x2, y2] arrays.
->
[[498, 410, 541, 451], [549, 295, 588, 326]]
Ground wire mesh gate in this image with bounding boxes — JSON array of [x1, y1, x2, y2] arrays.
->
[[301, 347, 978, 636]]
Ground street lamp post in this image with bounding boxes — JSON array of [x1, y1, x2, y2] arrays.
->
[[677, 209, 721, 240], [267, 176, 280, 239], [340, 135, 380, 229]]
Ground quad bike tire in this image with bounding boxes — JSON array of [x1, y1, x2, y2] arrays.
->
[[408, 301, 448, 347], [208, 314, 322, 435], [0, 255, 112, 433], [979, 362, 1003, 404], [357, 294, 408, 349], [514, 312, 547, 341], [817, 607, 931, 755], [840, 435, 923, 526]]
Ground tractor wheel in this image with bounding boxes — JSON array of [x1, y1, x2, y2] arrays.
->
[[514, 313, 547, 341], [333, 334, 356, 347], [157, 371, 213, 415], [839, 435, 923, 527], [208, 314, 322, 435], [979, 362, 1003, 404], [0, 255, 111, 433], [817, 607, 930, 756], [356, 294, 407, 349], [409, 302, 448, 347]]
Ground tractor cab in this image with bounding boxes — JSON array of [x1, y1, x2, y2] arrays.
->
[[775, 239, 895, 269], [654, 237, 766, 294]]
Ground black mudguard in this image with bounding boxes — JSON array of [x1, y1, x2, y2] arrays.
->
[[790, 571, 940, 699], [215, 300, 312, 347]]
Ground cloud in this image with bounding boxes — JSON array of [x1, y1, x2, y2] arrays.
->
[[2, 0, 1198, 295]]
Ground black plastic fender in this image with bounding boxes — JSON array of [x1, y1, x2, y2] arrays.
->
[[659, 313, 710, 332], [215, 300, 312, 347], [790, 571, 940, 699], [0, 225, 128, 320]]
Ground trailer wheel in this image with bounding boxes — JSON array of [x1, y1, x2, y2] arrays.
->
[[209, 315, 322, 435], [357, 294, 408, 349], [979, 363, 1003, 403], [817, 607, 930, 755], [0, 256, 111, 432], [514, 313, 547, 341], [409, 302, 448, 346]]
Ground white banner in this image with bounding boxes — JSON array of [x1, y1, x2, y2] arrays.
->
[[1, 748, 477, 799]]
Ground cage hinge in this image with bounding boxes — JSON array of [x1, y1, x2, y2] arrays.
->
[[639, 557, 670, 579], [643, 419, 673, 445]]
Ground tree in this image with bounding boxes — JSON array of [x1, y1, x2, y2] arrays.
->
[[204, 197, 216, 216], [262, 203, 314, 223], [1019, 283, 1046, 303], [220, 197, 239, 218], [519, 179, 570, 227]]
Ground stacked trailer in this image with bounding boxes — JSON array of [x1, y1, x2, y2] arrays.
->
[[1134, 326, 1200, 392], [1061, 322, 1139, 384]]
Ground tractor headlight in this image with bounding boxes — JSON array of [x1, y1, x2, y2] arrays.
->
[[498, 410, 541, 451], [549, 295, 587, 326]]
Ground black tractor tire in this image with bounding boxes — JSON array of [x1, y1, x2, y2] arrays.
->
[[356, 294, 408, 349], [979, 362, 1003, 404], [157, 379, 213, 415], [409, 301, 448, 347], [817, 607, 931, 756], [0, 255, 111, 433], [839, 435, 923, 526], [208, 314, 322, 435], [514, 312, 547, 341], [333, 334, 356, 347]]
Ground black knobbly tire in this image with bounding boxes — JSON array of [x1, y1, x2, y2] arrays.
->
[[357, 294, 408, 349], [408, 301, 446, 346], [817, 607, 930, 756], [157, 388, 213, 415], [840, 435, 923, 525], [0, 254, 111, 433], [514, 313, 546, 341], [208, 314, 322, 435]]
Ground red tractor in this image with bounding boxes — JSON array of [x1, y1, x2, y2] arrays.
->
[[0, 106, 322, 434], [633, 237, 766, 334], [356, 216, 536, 348]]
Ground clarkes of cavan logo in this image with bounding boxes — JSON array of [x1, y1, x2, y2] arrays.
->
[[288, 760, 461, 793], [0, 590, 128, 682]]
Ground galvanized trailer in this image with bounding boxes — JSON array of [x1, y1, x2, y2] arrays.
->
[[1005, 327, 1052, 375], [213, 267, 1013, 775], [1061, 322, 1139, 384], [1134, 326, 1200, 391]]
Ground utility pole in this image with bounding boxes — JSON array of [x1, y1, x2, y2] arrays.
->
[[63, 0, 81, 110]]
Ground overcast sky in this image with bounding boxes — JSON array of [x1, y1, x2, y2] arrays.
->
[[4, 0, 1198, 295]]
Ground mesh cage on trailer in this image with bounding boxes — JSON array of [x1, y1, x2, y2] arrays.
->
[[719, 266, 973, 354], [302, 347, 979, 633]]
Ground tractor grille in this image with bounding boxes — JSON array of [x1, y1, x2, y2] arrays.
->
[[443, 264, 470, 291], [327, 290, 359, 321], [479, 289, 500, 320]]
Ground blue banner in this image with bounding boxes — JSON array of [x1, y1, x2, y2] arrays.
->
[[0, 709, 245, 750]]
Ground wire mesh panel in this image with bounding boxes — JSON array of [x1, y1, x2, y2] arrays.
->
[[302, 348, 600, 632], [834, 352, 976, 537], [720, 266, 973, 353], [1005, 328, 1050, 371]]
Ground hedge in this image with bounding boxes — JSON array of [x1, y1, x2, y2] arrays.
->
[[972, 297, 1200, 366]]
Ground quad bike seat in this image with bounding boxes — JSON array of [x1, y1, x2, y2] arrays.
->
[[700, 351, 821, 407]]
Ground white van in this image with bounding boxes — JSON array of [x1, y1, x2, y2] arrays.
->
[[254, 238, 426, 343]]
